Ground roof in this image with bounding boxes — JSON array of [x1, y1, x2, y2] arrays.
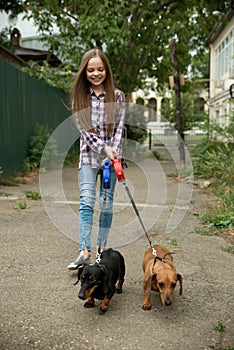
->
[[14, 45, 62, 67], [206, 7, 234, 45], [3, 27, 61, 67], [0, 44, 26, 69]]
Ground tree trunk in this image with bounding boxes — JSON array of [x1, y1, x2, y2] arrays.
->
[[169, 39, 186, 166]]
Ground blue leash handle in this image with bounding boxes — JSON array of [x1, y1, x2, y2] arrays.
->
[[102, 159, 111, 189]]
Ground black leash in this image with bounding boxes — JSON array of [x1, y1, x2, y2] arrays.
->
[[122, 181, 156, 255], [112, 156, 157, 258]]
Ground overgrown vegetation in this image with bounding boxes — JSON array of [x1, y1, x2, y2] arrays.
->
[[64, 140, 80, 165], [14, 201, 27, 209], [24, 124, 64, 172], [169, 239, 182, 252], [222, 246, 234, 254], [0, 191, 11, 197], [214, 320, 226, 332], [25, 190, 41, 200], [23, 123, 80, 175], [151, 150, 163, 160], [193, 113, 234, 233], [160, 91, 209, 130], [22, 61, 73, 92], [125, 103, 148, 144]]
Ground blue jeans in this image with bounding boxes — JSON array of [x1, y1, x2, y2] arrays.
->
[[78, 165, 117, 251]]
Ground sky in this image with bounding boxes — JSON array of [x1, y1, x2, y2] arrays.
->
[[0, 11, 59, 38]]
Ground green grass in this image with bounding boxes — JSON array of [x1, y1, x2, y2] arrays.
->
[[214, 320, 225, 332], [194, 228, 221, 237], [25, 190, 41, 200], [222, 246, 234, 254], [14, 201, 27, 209], [0, 191, 11, 197], [151, 150, 164, 160]]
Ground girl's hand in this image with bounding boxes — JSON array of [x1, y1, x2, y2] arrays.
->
[[103, 146, 119, 160]]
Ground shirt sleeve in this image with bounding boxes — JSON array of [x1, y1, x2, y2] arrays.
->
[[73, 114, 106, 154], [110, 90, 125, 151]]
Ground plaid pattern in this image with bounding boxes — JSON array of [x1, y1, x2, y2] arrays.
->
[[77, 89, 125, 169]]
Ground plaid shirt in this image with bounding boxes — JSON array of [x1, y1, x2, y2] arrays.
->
[[75, 88, 125, 169]]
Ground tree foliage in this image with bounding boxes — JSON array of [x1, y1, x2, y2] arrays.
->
[[1, 0, 230, 93], [0, 0, 25, 16], [161, 90, 208, 130]]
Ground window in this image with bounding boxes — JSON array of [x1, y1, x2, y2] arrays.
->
[[148, 98, 157, 122], [214, 28, 234, 80]]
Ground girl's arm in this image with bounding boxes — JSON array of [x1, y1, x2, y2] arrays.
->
[[73, 113, 106, 154], [110, 90, 125, 151]]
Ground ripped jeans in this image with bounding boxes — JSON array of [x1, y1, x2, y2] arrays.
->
[[78, 164, 117, 251]]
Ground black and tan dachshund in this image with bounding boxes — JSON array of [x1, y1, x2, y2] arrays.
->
[[76, 248, 125, 314]]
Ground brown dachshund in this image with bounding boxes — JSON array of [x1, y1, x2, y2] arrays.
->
[[142, 244, 183, 310]]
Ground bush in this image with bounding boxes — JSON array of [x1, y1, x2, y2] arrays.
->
[[125, 104, 148, 144], [64, 140, 80, 165], [194, 142, 234, 186], [193, 111, 234, 229], [24, 124, 64, 172]]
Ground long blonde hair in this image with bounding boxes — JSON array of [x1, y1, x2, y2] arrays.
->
[[71, 48, 117, 135]]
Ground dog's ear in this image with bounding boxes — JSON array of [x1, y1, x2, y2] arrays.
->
[[177, 273, 183, 295], [74, 265, 84, 286]]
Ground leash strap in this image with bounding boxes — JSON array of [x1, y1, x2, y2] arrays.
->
[[97, 159, 111, 263], [112, 156, 155, 253], [96, 251, 101, 264]]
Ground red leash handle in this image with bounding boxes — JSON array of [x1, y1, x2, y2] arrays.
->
[[112, 156, 125, 182]]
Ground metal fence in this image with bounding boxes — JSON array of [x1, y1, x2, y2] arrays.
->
[[148, 128, 208, 150], [0, 59, 70, 178]]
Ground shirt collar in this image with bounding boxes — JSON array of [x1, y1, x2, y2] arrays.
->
[[90, 87, 105, 97]]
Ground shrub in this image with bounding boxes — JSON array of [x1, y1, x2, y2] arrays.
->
[[125, 104, 148, 144], [24, 124, 64, 172], [193, 111, 234, 229]]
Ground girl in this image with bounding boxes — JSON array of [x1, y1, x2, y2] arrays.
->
[[67, 48, 125, 270]]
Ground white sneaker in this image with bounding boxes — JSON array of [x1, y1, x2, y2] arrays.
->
[[67, 254, 91, 270]]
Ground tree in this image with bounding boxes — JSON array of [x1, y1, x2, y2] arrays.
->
[[161, 91, 208, 129], [2, 0, 227, 93], [170, 38, 185, 165], [0, 0, 25, 16]]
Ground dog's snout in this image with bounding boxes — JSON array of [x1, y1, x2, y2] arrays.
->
[[78, 291, 86, 300], [165, 298, 172, 306]]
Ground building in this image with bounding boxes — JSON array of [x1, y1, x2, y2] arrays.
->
[[206, 7, 234, 126], [0, 12, 61, 67], [9, 27, 61, 67]]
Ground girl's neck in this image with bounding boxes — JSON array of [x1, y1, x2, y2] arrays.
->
[[91, 85, 104, 96]]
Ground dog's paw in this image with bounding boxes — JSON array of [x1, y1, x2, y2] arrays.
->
[[98, 308, 107, 315], [141, 303, 152, 310], [116, 288, 123, 294], [84, 301, 95, 308], [99, 302, 109, 314]]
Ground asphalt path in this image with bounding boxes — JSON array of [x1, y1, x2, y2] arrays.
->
[[1, 152, 233, 350]]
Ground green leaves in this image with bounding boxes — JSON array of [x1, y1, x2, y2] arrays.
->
[[2, 0, 229, 92], [22, 61, 73, 91]]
